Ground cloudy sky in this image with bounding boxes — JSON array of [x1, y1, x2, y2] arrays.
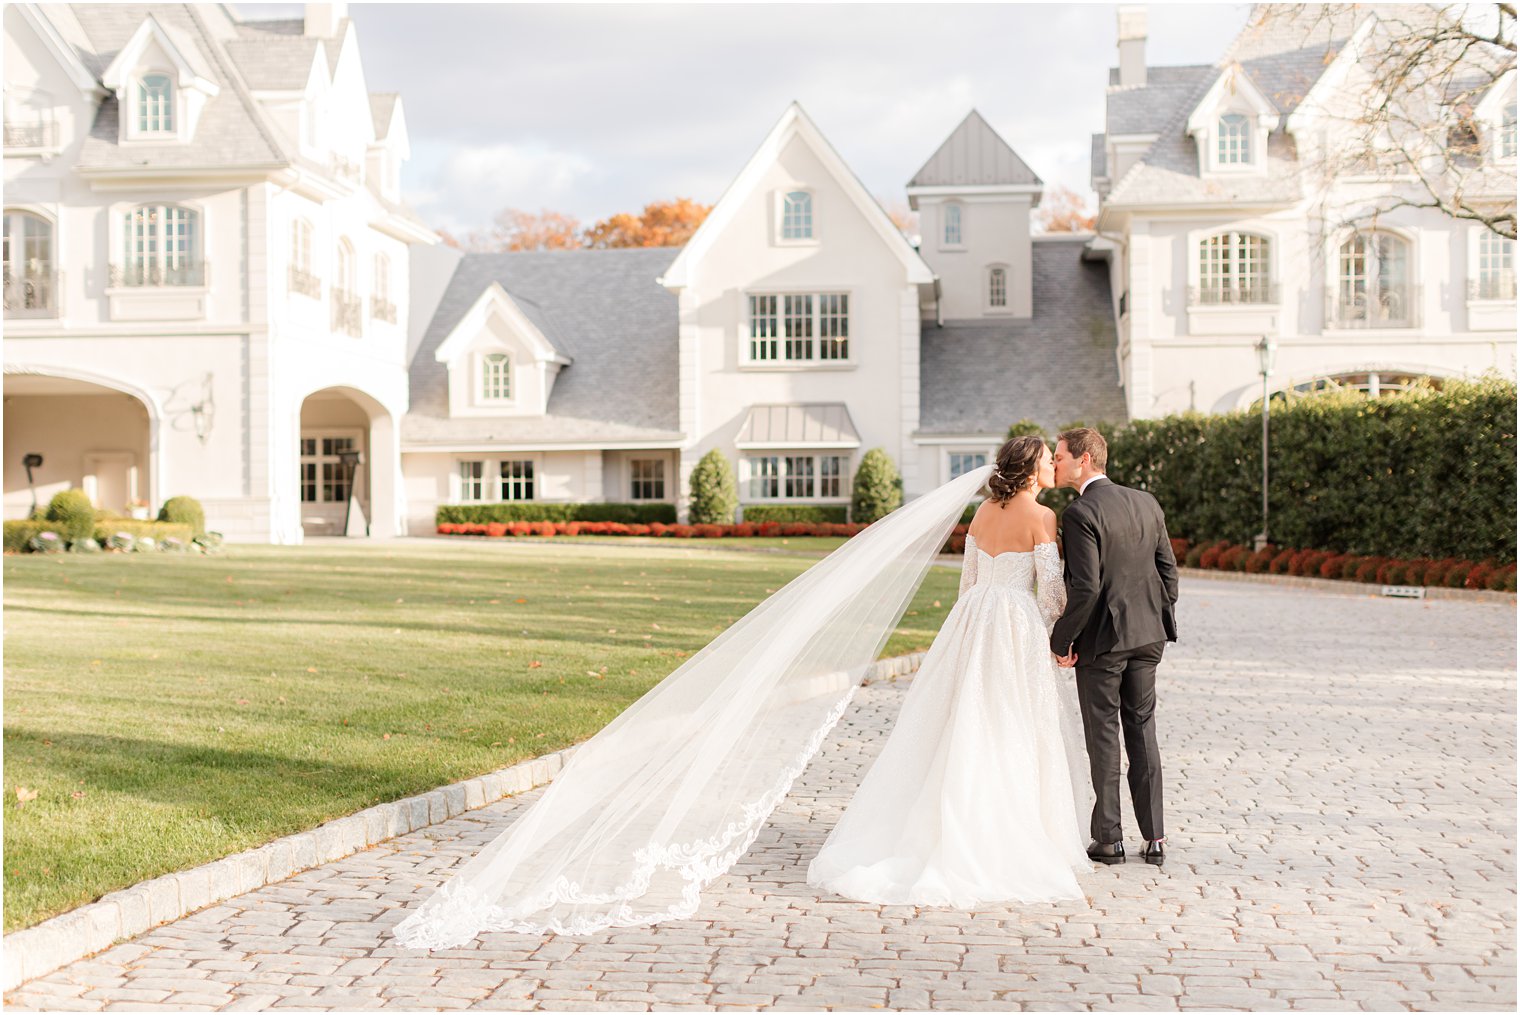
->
[[237, 3, 1251, 235]]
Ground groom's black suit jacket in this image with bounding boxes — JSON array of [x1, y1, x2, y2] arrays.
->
[[1049, 478, 1180, 660]]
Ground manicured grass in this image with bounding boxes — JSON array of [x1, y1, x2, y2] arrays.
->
[[2, 539, 959, 931]]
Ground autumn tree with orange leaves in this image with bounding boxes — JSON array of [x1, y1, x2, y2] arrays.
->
[[441, 198, 713, 252], [1037, 186, 1096, 233]]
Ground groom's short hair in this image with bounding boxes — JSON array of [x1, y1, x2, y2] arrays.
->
[[1059, 427, 1107, 472]]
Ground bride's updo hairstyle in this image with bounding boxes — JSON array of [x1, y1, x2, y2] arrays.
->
[[986, 435, 1047, 505]]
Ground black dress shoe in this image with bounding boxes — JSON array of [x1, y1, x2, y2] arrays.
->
[[1141, 839, 1165, 865], [1087, 840, 1126, 864]]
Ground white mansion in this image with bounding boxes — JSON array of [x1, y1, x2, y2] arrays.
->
[[4, 3, 1514, 540]]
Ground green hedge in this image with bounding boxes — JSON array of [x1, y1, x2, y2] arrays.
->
[[436, 502, 677, 525], [4, 520, 50, 553], [740, 504, 849, 524], [1106, 377, 1516, 561]]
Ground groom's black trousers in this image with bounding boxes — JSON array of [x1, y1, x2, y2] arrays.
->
[[1075, 641, 1166, 844]]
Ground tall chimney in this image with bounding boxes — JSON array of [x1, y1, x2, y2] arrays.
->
[[1117, 5, 1147, 88], [304, 2, 348, 37]]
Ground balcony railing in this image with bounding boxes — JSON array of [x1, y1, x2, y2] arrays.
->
[[1327, 284, 1422, 329], [1189, 282, 1280, 306], [4, 120, 57, 149], [331, 287, 362, 336], [1469, 276, 1517, 301], [370, 295, 397, 323], [3, 267, 59, 318], [108, 261, 207, 287], [288, 265, 322, 299]]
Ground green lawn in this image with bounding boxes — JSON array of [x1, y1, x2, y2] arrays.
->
[[2, 539, 958, 931]]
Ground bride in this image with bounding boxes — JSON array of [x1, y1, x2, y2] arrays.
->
[[394, 436, 1090, 949]]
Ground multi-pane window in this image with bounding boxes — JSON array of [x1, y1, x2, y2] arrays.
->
[[1501, 103, 1518, 160], [334, 239, 354, 293], [747, 292, 850, 362], [781, 191, 813, 240], [988, 267, 1007, 308], [481, 353, 511, 401], [1197, 232, 1272, 303], [118, 205, 200, 286], [1476, 230, 1516, 299], [747, 455, 849, 500], [1337, 232, 1412, 326], [3, 210, 55, 315], [500, 460, 534, 501], [943, 202, 963, 245], [949, 452, 988, 480], [299, 435, 356, 503], [374, 253, 389, 303], [458, 461, 485, 502], [289, 219, 318, 298], [138, 74, 173, 133], [1217, 113, 1250, 164], [630, 459, 665, 500]]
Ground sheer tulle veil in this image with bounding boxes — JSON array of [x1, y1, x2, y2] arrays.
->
[[393, 464, 996, 947]]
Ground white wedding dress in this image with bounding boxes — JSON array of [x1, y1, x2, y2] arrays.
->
[[807, 536, 1093, 906]]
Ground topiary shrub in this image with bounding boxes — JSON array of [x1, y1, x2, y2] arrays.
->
[[688, 449, 738, 525], [45, 488, 96, 543], [157, 495, 206, 537], [851, 448, 902, 524]]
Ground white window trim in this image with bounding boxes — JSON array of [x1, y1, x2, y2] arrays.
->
[[739, 452, 852, 503], [739, 287, 856, 369], [123, 68, 180, 143], [106, 200, 207, 292], [1467, 225, 1517, 304], [1323, 225, 1420, 333], [628, 456, 668, 501], [774, 187, 819, 246], [939, 201, 966, 251], [945, 448, 993, 485], [984, 263, 1011, 315], [3, 206, 60, 314], [477, 350, 514, 405], [450, 454, 544, 504], [299, 429, 365, 506], [1188, 227, 1279, 305]]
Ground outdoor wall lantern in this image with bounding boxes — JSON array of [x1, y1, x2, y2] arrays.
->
[[338, 449, 364, 536], [1254, 336, 1277, 551], [190, 373, 215, 444], [22, 453, 43, 515]]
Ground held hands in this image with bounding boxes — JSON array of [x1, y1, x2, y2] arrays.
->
[[1054, 649, 1078, 669]]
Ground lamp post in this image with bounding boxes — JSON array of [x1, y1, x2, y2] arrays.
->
[[1254, 336, 1277, 551], [337, 448, 363, 537], [22, 453, 43, 516]]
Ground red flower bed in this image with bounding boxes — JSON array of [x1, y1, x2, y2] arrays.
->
[[436, 519, 871, 540], [1169, 539, 1517, 592]]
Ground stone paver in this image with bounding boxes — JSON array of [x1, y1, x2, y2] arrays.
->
[[6, 578, 1515, 1011]]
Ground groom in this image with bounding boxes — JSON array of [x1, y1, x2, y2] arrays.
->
[[1049, 428, 1179, 866]]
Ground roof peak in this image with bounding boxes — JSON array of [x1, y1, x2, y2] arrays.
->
[[908, 109, 1042, 190]]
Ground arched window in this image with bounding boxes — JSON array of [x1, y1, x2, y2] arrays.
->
[[943, 202, 963, 246], [118, 204, 200, 286], [1282, 371, 1438, 400], [3, 210, 56, 315], [138, 74, 173, 133], [781, 191, 813, 240], [1196, 232, 1272, 304], [1336, 232, 1413, 327], [1217, 113, 1250, 164], [331, 238, 360, 334], [481, 352, 511, 401], [371, 252, 395, 321], [988, 266, 1007, 308], [288, 218, 318, 298]]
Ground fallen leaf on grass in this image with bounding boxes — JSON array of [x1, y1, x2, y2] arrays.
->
[[15, 787, 37, 806], [307, 667, 318, 674], [71, 791, 85, 799], [382, 733, 391, 741], [515, 598, 527, 604], [529, 661, 542, 669]]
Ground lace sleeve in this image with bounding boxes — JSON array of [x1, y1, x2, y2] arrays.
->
[[1034, 541, 1066, 629], [958, 534, 978, 598]]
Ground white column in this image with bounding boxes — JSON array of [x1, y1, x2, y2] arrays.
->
[[898, 284, 922, 498]]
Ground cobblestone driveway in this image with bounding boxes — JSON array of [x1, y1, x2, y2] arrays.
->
[[6, 578, 1515, 1011]]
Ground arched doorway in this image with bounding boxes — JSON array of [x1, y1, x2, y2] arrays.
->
[[295, 386, 399, 538], [3, 370, 158, 519]]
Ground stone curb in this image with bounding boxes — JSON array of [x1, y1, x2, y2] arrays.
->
[[1177, 566, 1516, 604], [0, 651, 926, 993]]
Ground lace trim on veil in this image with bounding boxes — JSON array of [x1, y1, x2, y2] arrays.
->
[[392, 687, 859, 946]]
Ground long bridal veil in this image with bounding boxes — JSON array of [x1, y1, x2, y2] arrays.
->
[[394, 464, 996, 947]]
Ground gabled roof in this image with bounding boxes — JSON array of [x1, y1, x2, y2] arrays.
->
[[432, 283, 573, 366], [406, 248, 685, 447], [1185, 63, 1280, 135], [224, 35, 322, 91], [908, 109, 1042, 189], [369, 92, 399, 138], [99, 13, 219, 96], [918, 237, 1126, 435], [11, 4, 104, 100], [659, 102, 933, 289]]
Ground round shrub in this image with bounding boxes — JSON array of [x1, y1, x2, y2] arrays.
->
[[1269, 548, 1295, 574], [70, 537, 103, 554], [689, 449, 738, 525], [44, 488, 96, 543], [1465, 561, 1496, 590], [1184, 543, 1207, 568], [1488, 564, 1517, 591], [851, 448, 903, 524], [29, 530, 64, 553], [1377, 560, 1403, 584], [107, 532, 136, 552], [1445, 561, 1475, 588], [1245, 546, 1276, 574], [1401, 559, 1430, 585], [1353, 557, 1386, 583], [157, 496, 206, 537], [135, 536, 157, 552]]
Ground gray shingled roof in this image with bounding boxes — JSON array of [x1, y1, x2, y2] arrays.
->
[[909, 110, 1042, 188], [1090, 132, 1107, 185], [69, 4, 289, 169], [405, 248, 684, 446], [918, 237, 1126, 435], [1105, 65, 1213, 136], [224, 36, 320, 90]]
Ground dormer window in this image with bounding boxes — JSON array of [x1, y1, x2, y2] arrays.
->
[[480, 352, 511, 402], [781, 190, 813, 240], [943, 202, 963, 246], [1217, 113, 1250, 164], [137, 74, 174, 133]]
